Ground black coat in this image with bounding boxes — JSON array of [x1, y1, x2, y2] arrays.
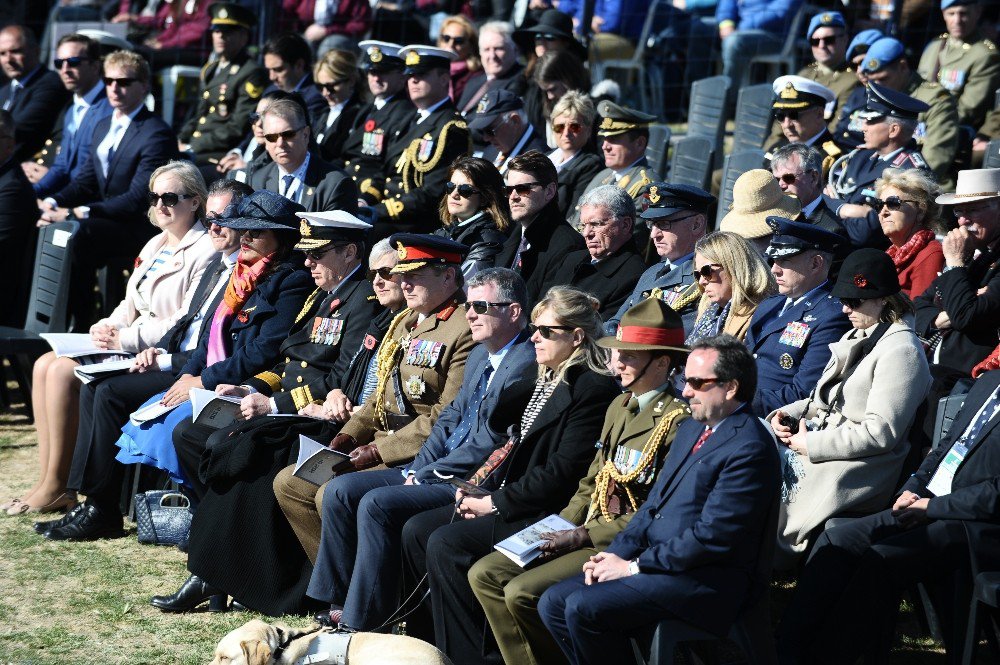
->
[[341, 94, 415, 197], [313, 94, 366, 163], [486, 364, 621, 521], [556, 150, 604, 218], [457, 63, 527, 114], [0, 156, 39, 326], [433, 211, 510, 279], [914, 246, 1000, 374], [494, 202, 585, 289], [532, 241, 648, 319], [0, 66, 69, 162], [480, 126, 550, 171]]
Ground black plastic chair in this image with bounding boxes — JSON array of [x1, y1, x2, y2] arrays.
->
[[983, 139, 1000, 169], [668, 136, 714, 191], [731, 83, 775, 154], [0, 221, 79, 417], [716, 149, 767, 228], [686, 75, 730, 168], [647, 124, 672, 178]]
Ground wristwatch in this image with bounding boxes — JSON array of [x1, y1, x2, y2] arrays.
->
[[628, 559, 640, 576]]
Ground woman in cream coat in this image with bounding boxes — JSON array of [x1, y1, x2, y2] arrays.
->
[[4, 161, 215, 516], [770, 248, 932, 568]]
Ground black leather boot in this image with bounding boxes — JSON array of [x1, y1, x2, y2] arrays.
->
[[150, 574, 228, 612]]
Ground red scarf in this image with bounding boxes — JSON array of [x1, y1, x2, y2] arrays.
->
[[886, 228, 936, 269], [206, 251, 273, 365]]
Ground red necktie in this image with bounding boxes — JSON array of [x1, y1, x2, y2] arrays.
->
[[692, 428, 713, 455]]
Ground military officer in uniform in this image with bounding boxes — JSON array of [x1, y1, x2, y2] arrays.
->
[[609, 183, 712, 336], [826, 82, 931, 248], [918, 0, 1000, 131], [177, 3, 267, 167], [342, 41, 415, 205], [746, 216, 851, 416], [366, 45, 471, 242], [274, 234, 476, 563], [765, 75, 842, 178], [468, 298, 691, 665]]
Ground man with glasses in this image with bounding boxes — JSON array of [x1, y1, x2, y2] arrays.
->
[[533, 184, 646, 319], [250, 98, 359, 214], [746, 217, 850, 416], [469, 89, 548, 174], [765, 76, 841, 178], [0, 24, 68, 163], [770, 143, 845, 236], [609, 183, 712, 336], [177, 2, 267, 169]]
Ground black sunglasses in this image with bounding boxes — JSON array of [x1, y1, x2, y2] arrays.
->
[[695, 263, 723, 279], [870, 195, 920, 212], [263, 126, 305, 143], [200, 212, 222, 229], [685, 376, 721, 390], [367, 267, 396, 281], [809, 34, 843, 47], [445, 181, 479, 198], [841, 297, 864, 309], [528, 322, 575, 339], [774, 110, 801, 121], [103, 76, 138, 87], [778, 172, 804, 185], [439, 34, 466, 46], [55, 56, 92, 69], [148, 191, 194, 207], [465, 300, 512, 315], [241, 229, 265, 239], [315, 80, 347, 94], [534, 33, 559, 41], [504, 182, 543, 197]]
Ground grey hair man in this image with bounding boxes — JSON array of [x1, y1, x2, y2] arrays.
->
[[770, 143, 846, 236]]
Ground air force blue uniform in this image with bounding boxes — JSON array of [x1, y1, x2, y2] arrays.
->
[[608, 255, 700, 335]]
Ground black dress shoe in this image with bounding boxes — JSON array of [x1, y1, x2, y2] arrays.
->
[[33, 503, 86, 534], [44, 504, 125, 541], [150, 574, 228, 612], [176, 533, 189, 553]]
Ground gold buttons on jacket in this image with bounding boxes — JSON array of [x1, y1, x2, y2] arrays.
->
[[300, 361, 308, 368]]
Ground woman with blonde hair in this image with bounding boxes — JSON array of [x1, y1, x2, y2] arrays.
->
[[547, 92, 603, 216], [687, 231, 777, 344], [873, 167, 944, 297], [437, 15, 481, 102], [4, 161, 216, 516], [312, 49, 365, 162]]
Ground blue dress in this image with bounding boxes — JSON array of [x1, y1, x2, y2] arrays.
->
[[114, 392, 193, 486]]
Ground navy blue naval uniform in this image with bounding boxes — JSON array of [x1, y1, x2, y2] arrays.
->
[[607, 252, 700, 336]]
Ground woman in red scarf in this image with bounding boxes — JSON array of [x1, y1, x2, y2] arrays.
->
[[874, 168, 944, 298]]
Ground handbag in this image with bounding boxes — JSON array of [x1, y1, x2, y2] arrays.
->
[[133, 490, 192, 546]]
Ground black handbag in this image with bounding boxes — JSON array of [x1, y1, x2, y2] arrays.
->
[[133, 490, 192, 546]]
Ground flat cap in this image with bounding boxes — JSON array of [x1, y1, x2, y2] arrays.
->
[[294, 210, 372, 251], [358, 40, 405, 71], [209, 2, 255, 29], [468, 89, 524, 132], [399, 45, 458, 75], [858, 81, 929, 121]]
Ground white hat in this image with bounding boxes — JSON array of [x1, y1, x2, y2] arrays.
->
[[294, 211, 372, 251], [935, 168, 1000, 205]]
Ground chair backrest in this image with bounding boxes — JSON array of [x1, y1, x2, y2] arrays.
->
[[687, 75, 731, 163], [23, 221, 80, 334], [777, 4, 814, 60], [731, 84, 775, 154], [933, 393, 968, 450], [669, 135, 714, 190], [646, 124, 672, 177], [984, 139, 1000, 168], [716, 149, 767, 227]]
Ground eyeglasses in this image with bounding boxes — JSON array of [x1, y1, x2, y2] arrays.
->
[[367, 267, 396, 281], [147, 191, 194, 207], [841, 297, 864, 309], [483, 116, 507, 138], [445, 181, 479, 198], [263, 126, 305, 143], [54, 56, 91, 69], [777, 172, 805, 185], [685, 376, 721, 390], [954, 203, 995, 219], [528, 323, 575, 339], [439, 34, 466, 46], [553, 121, 583, 134], [696, 263, 723, 280], [303, 246, 339, 261], [870, 195, 920, 212], [809, 34, 843, 47], [534, 33, 559, 42], [576, 217, 619, 233], [465, 300, 512, 314], [241, 229, 264, 240], [504, 182, 543, 197], [103, 76, 138, 87], [645, 211, 698, 231], [315, 80, 347, 94]]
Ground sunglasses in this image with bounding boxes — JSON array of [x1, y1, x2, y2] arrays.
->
[[870, 195, 920, 212], [534, 33, 559, 41], [439, 34, 466, 46], [147, 191, 194, 207], [263, 126, 305, 143], [774, 110, 801, 122], [103, 76, 138, 87], [645, 211, 698, 230], [241, 229, 265, 240], [211, 24, 241, 34], [315, 80, 347, 94], [685, 376, 720, 390], [504, 182, 543, 197], [809, 35, 843, 47], [777, 172, 805, 185], [445, 181, 479, 198], [553, 121, 583, 134], [465, 300, 512, 314], [841, 297, 864, 309], [200, 212, 222, 229], [54, 56, 92, 69], [696, 263, 723, 280], [528, 323, 575, 339], [367, 267, 395, 281], [249, 111, 262, 125]]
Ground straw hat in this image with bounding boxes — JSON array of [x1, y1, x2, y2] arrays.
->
[[719, 169, 801, 239], [935, 168, 1000, 205]]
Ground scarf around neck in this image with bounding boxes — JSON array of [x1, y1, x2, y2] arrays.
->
[[206, 251, 274, 366], [886, 228, 935, 270]]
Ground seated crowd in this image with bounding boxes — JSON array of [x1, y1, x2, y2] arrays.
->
[[1, 3, 1000, 664]]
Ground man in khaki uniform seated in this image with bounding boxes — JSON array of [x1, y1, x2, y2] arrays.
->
[[468, 298, 691, 665], [274, 234, 475, 561]]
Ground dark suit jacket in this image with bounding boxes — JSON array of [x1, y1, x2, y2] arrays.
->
[[804, 197, 847, 238], [0, 66, 70, 162], [34, 92, 113, 199], [52, 106, 177, 223], [494, 203, 585, 290], [313, 94, 365, 163], [409, 331, 537, 483], [248, 150, 359, 214], [486, 364, 621, 521], [179, 262, 315, 388], [606, 408, 781, 636], [156, 253, 230, 373], [533, 241, 648, 319], [914, 247, 1000, 374], [457, 63, 527, 114], [556, 150, 604, 218], [0, 156, 41, 326]]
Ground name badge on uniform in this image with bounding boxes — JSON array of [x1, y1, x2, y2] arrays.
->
[[310, 317, 344, 345], [362, 127, 385, 156], [926, 440, 968, 497], [778, 321, 810, 348], [418, 135, 434, 162], [406, 339, 444, 368]]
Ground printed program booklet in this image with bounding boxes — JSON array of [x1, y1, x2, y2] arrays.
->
[[292, 434, 351, 486], [493, 514, 576, 567]]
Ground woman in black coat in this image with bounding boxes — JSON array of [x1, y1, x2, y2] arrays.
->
[[400, 286, 621, 662], [312, 49, 366, 163]]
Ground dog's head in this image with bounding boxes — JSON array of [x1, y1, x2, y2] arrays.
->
[[209, 620, 299, 665]]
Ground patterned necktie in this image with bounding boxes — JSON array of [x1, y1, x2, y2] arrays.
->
[[280, 174, 296, 200], [442, 363, 494, 453], [962, 387, 1000, 445], [511, 233, 528, 271], [691, 428, 713, 455]]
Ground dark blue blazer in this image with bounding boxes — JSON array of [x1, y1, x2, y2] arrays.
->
[[179, 262, 314, 389], [408, 331, 537, 483], [606, 408, 780, 636], [0, 66, 69, 162], [34, 91, 113, 199], [52, 106, 177, 223], [745, 284, 852, 416]]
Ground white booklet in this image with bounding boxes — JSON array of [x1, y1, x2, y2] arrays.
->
[[190, 388, 243, 429], [73, 358, 136, 384], [292, 434, 351, 486], [493, 514, 576, 567], [129, 400, 181, 426], [40, 333, 130, 359]]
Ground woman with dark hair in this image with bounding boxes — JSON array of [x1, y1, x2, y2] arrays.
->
[[312, 49, 366, 162], [113, 191, 315, 487], [525, 49, 592, 141], [434, 156, 513, 281]]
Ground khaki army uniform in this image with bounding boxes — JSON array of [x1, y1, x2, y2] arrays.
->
[[918, 32, 1000, 129], [178, 50, 267, 163], [906, 72, 961, 191], [570, 160, 658, 225], [469, 389, 690, 665]]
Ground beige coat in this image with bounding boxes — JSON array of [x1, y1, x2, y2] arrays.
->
[[769, 320, 931, 567], [97, 225, 215, 353]]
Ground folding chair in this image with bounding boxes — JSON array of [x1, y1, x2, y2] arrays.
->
[[716, 149, 767, 227], [668, 135, 714, 190], [686, 75, 730, 168], [590, 0, 664, 115], [646, 124, 672, 177]]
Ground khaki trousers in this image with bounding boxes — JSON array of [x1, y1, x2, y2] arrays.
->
[[273, 463, 327, 564], [468, 548, 598, 665]]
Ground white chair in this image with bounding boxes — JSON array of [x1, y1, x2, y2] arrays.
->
[[590, 0, 664, 115], [158, 65, 203, 126]]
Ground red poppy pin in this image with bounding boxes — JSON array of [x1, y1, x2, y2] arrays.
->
[[134, 256, 143, 269], [853, 273, 868, 288], [364, 119, 376, 132], [237, 310, 249, 323], [329, 298, 341, 312]]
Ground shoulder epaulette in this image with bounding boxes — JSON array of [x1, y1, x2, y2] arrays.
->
[[984, 39, 996, 51], [822, 140, 841, 157]]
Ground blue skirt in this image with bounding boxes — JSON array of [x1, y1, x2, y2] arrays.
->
[[114, 392, 192, 486]]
